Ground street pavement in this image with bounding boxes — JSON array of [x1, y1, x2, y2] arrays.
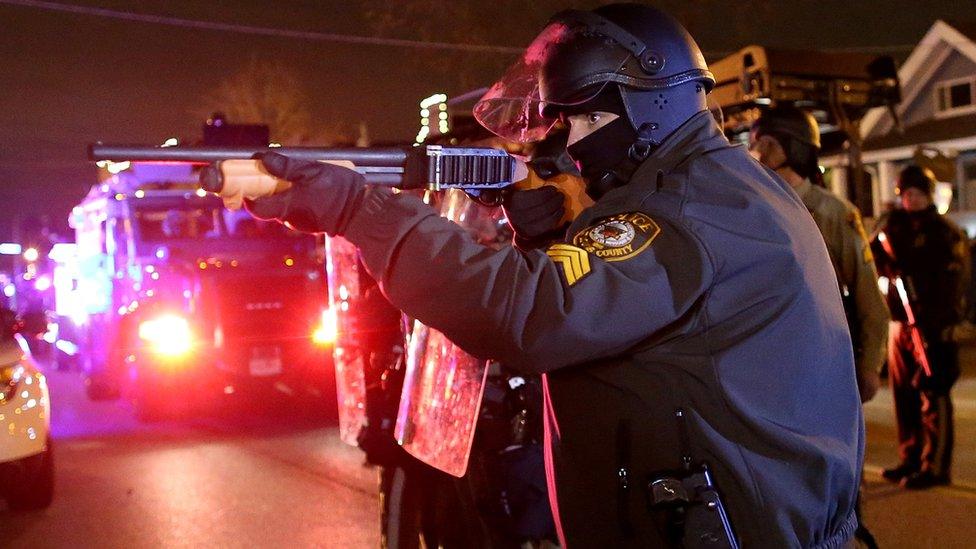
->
[[0, 367, 380, 548], [860, 352, 976, 549], [2, 356, 975, 547]]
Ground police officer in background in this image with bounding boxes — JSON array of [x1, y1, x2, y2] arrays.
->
[[750, 106, 890, 402], [221, 4, 863, 546], [750, 106, 888, 548], [876, 166, 968, 490]]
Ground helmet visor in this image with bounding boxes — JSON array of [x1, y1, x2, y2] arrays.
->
[[473, 20, 632, 143]]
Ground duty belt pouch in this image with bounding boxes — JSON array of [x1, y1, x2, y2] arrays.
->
[[646, 465, 738, 549]]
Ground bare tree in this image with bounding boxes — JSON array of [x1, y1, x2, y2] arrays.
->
[[193, 57, 351, 145], [359, 0, 616, 88], [356, 0, 769, 89]]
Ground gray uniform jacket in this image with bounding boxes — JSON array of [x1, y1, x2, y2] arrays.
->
[[343, 112, 863, 548], [796, 180, 890, 396]]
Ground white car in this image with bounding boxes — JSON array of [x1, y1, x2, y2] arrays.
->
[[0, 324, 53, 511]]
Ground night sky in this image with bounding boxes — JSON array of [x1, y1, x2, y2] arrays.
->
[[0, 0, 970, 241]]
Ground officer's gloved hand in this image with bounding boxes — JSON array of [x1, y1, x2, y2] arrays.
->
[[245, 152, 366, 236], [503, 186, 568, 250]]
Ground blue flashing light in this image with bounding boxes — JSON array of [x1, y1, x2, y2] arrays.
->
[[0, 243, 22, 255]]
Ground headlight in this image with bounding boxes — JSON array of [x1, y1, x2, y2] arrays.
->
[[138, 314, 193, 356], [312, 309, 337, 346], [0, 363, 25, 403]]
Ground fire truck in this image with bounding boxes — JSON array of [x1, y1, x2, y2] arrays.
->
[[65, 155, 334, 419]]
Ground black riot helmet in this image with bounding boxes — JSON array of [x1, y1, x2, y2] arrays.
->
[[753, 105, 821, 150], [753, 105, 823, 182], [474, 3, 715, 145]]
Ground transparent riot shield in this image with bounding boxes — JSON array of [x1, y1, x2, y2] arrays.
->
[[394, 189, 508, 477], [324, 235, 368, 446]]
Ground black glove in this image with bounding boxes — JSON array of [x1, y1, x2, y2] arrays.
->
[[243, 151, 366, 236], [502, 186, 567, 249]]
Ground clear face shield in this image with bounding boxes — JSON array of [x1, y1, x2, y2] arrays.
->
[[473, 20, 633, 144]]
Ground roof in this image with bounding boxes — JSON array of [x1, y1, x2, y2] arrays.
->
[[863, 112, 976, 151], [947, 21, 976, 43], [861, 20, 976, 138]]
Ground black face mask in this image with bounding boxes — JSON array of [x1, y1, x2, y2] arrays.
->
[[566, 117, 639, 200]]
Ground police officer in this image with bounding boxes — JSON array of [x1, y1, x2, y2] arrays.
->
[[751, 105, 888, 548], [876, 165, 968, 490], [225, 4, 863, 546], [750, 105, 890, 402]]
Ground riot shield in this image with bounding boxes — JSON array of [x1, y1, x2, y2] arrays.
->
[[324, 235, 368, 446], [394, 190, 507, 477]]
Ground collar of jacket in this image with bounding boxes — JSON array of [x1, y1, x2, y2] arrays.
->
[[794, 177, 813, 198], [794, 178, 820, 212], [629, 110, 732, 182], [909, 204, 940, 218]]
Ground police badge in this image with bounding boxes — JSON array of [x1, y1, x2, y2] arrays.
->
[[574, 212, 661, 262]]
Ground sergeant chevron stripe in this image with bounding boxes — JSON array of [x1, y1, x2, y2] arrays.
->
[[546, 244, 591, 286]]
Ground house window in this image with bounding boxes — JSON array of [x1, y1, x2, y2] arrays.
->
[[964, 160, 976, 211], [935, 77, 976, 115]]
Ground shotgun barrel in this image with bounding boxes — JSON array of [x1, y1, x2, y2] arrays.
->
[[88, 143, 517, 191]]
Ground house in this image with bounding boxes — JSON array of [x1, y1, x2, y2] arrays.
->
[[821, 20, 976, 230]]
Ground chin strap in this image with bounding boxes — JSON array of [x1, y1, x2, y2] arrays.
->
[[630, 122, 659, 160], [607, 123, 660, 181], [585, 125, 660, 200], [769, 158, 797, 179]]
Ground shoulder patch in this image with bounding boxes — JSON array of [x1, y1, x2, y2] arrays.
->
[[572, 212, 661, 262], [848, 210, 874, 264], [546, 244, 591, 286]]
